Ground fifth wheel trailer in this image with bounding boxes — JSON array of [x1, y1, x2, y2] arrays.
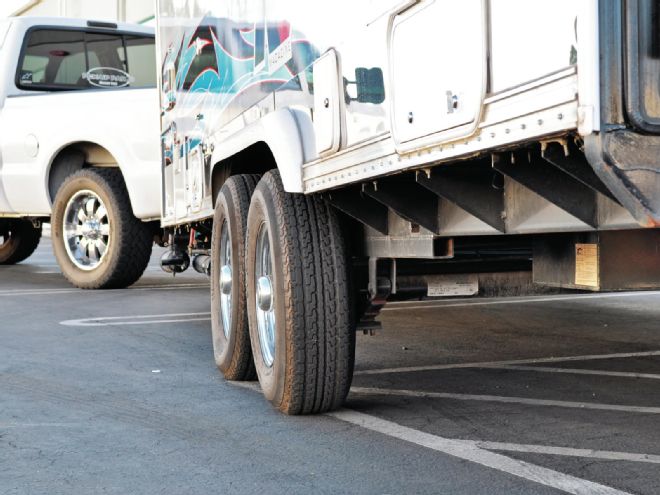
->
[[155, 0, 660, 414]]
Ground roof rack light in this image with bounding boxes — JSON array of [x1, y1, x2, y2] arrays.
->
[[87, 20, 118, 29]]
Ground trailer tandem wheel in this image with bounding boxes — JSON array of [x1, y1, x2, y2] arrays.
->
[[210, 174, 260, 381], [246, 170, 355, 415]]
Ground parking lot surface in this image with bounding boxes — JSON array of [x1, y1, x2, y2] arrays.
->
[[2, 239, 660, 494]]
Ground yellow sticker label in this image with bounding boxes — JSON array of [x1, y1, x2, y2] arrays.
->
[[575, 243, 599, 288]]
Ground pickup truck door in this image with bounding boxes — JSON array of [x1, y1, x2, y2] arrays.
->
[[389, 0, 488, 152]]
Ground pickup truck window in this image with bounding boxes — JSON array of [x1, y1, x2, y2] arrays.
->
[[17, 28, 155, 90]]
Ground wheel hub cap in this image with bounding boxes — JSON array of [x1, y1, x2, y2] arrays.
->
[[256, 276, 273, 312], [62, 190, 110, 271], [220, 265, 232, 295], [82, 219, 102, 240], [255, 223, 276, 368], [219, 221, 232, 338]]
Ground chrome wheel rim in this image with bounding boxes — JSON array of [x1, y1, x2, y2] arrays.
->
[[255, 222, 275, 368], [0, 225, 8, 247], [219, 220, 232, 338], [63, 190, 110, 271]]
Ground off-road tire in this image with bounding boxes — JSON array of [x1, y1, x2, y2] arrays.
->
[[246, 170, 355, 415], [51, 168, 153, 289], [211, 174, 260, 381], [0, 219, 42, 265]]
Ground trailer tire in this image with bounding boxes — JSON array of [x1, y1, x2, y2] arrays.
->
[[51, 168, 153, 289], [246, 170, 354, 415], [210, 174, 260, 381], [0, 219, 42, 265]]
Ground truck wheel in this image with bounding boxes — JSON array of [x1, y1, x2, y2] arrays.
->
[[246, 170, 355, 415], [210, 174, 260, 381], [0, 219, 42, 265], [51, 168, 153, 289]]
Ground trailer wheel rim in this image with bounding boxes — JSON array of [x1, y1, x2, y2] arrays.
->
[[255, 222, 276, 368], [219, 220, 232, 338], [63, 190, 111, 271]]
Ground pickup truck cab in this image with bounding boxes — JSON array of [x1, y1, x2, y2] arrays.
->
[[0, 17, 160, 289]]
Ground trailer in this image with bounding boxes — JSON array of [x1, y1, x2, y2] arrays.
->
[[155, 0, 660, 414]]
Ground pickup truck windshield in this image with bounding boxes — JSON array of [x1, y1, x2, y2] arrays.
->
[[17, 28, 156, 90]]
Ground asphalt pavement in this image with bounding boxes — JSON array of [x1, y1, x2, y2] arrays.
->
[[2, 238, 660, 494]]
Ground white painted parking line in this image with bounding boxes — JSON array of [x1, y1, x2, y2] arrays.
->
[[232, 381, 635, 492], [231, 382, 640, 495], [0, 284, 209, 297], [472, 441, 660, 465], [490, 365, 660, 381], [0, 423, 80, 428], [350, 387, 660, 414], [60, 312, 212, 327], [354, 350, 660, 376], [382, 291, 660, 312], [329, 410, 630, 495]]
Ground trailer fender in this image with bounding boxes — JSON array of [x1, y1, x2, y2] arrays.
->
[[211, 109, 315, 194]]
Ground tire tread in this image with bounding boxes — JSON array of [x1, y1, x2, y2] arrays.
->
[[52, 168, 152, 290], [255, 170, 353, 415]]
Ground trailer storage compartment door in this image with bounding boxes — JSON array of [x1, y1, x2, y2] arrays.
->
[[389, 0, 487, 151]]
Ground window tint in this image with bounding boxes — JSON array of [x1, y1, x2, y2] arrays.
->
[[21, 55, 49, 83], [17, 28, 155, 90], [123, 36, 157, 87]]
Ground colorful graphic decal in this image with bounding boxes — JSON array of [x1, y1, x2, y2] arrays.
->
[[162, 15, 318, 127]]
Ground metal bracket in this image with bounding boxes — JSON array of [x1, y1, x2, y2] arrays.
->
[[363, 180, 439, 233], [541, 141, 620, 203], [416, 164, 506, 232], [493, 152, 599, 228], [327, 188, 389, 235], [360, 257, 396, 335]]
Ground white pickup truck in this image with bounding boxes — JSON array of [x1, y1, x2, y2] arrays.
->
[[0, 17, 160, 289]]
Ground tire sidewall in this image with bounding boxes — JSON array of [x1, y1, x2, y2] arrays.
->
[[52, 174, 119, 287], [210, 191, 242, 372], [246, 185, 287, 405]]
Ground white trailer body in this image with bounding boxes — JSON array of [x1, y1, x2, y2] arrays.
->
[[156, 0, 660, 414]]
